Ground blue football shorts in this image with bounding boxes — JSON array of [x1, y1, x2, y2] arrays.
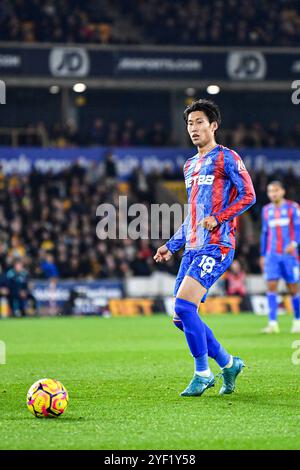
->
[[264, 253, 300, 283], [174, 244, 235, 301]]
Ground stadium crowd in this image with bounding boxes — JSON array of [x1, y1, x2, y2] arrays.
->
[[0, 159, 298, 288], [5, 118, 300, 149], [0, 159, 180, 285], [0, 0, 299, 46], [49, 118, 167, 148]]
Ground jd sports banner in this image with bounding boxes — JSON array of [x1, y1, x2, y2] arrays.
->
[[0, 46, 299, 81]]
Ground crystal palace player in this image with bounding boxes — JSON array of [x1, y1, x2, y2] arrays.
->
[[260, 181, 300, 334], [154, 99, 256, 397]]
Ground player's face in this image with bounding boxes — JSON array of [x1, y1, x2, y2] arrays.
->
[[187, 111, 217, 147], [267, 184, 285, 204]]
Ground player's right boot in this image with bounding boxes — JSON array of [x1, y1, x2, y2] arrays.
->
[[261, 322, 280, 334], [180, 372, 215, 397]]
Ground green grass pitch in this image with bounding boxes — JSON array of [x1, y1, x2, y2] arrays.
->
[[0, 314, 299, 450]]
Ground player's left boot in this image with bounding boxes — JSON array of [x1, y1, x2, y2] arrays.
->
[[219, 357, 245, 395], [180, 372, 215, 397], [291, 319, 300, 334]]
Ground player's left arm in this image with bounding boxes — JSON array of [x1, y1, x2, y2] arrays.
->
[[294, 204, 300, 244], [212, 151, 256, 224], [285, 202, 300, 254]]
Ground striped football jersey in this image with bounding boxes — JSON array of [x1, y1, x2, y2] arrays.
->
[[261, 200, 300, 258], [166, 144, 256, 252]]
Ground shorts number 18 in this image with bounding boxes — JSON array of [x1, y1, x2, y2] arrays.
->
[[198, 255, 215, 273]]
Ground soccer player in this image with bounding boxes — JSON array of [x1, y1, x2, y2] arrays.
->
[[260, 181, 300, 334], [154, 99, 256, 397]]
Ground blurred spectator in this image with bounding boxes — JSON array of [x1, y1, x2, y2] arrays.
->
[[130, 166, 152, 202], [8, 236, 26, 259], [104, 151, 117, 181], [40, 253, 59, 279], [225, 260, 247, 296], [5, 259, 29, 317], [149, 122, 168, 146], [90, 118, 105, 145], [130, 251, 152, 276], [134, 128, 149, 146]]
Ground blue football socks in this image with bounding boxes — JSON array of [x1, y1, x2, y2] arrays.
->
[[173, 318, 209, 372], [267, 292, 278, 322], [215, 344, 231, 368], [204, 322, 221, 359], [173, 304, 230, 368], [194, 353, 209, 373], [174, 298, 208, 367]]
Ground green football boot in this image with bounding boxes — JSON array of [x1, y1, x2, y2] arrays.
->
[[219, 357, 245, 395], [180, 372, 215, 397]]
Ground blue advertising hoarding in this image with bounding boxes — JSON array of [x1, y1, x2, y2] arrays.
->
[[32, 280, 124, 316], [0, 147, 299, 178]]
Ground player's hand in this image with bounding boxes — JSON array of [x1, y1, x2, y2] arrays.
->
[[259, 256, 265, 272], [285, 242, 297, 255], [199, 216, 218, 231], [153, 245, 172, 263]]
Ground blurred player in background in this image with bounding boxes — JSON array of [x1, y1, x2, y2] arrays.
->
[[5, 259, 29, 317], [260, 181, 300, 334], [154, 99, 256, 397]]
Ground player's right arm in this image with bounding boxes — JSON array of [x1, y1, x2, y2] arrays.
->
[[165, 217, 188, 254], [260, 206, 268, 271], [153, 244, 172, 263], [154, 159, 191, 263], [154, 216, 188, 263]]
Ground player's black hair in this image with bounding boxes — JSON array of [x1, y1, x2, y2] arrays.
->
[[267, 180, 285, 189], [183, 99, 221, 129]]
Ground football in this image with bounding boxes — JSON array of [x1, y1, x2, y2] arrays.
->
[[27, 378, 69, 418]]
